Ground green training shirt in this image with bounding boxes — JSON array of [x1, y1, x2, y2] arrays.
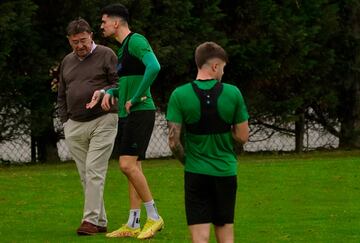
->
[[166, 79, 249, 176], [107, 33, 160, 118]]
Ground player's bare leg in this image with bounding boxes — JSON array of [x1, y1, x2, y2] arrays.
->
[[189, 224, 211, 243], [214, 224, 234, 243], [119, 155, 163, 239]]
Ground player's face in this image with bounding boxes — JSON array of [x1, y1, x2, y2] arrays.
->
[[101, 15, 116, 37], [68, 31, 93, 58]]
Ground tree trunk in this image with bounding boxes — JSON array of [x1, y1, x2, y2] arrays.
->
[[339, 3, 360, 148], [295, 109, 305, 153], [339, 79, 360, 148], [31, 135, 37, 162]]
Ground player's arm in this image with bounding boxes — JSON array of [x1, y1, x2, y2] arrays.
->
[[125, 52, 160, 113], [131, 52, 160, 105], [232, 87, 250, 144], [168, 122, 185, 165], [101, 88, 118, 111], [232, 121, 249, 144], [129, 36, 161, 106]]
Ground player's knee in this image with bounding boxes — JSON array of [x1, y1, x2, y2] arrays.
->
[[118, 160, 136, 174]]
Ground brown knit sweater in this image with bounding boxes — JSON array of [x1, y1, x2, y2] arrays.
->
[[58, 44, 118, 123]]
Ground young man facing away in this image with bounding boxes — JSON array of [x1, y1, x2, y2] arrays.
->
[[167, 42, 249, 243], [92, 3, 163, 240]]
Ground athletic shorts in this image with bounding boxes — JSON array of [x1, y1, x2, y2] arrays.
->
[[113, 110, 155, 161], [184, 171, 237, 226]]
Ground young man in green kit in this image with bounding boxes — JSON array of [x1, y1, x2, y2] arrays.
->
[[167, 42, 250, 243], [97, 3, 163, 240]]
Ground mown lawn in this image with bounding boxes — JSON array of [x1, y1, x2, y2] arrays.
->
[[0, 150, 360, 242]]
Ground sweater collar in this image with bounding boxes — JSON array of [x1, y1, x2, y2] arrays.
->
[[75, 41, 97, 61]]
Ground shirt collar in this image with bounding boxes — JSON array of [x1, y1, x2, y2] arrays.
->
[[75, 41, 97, 61]]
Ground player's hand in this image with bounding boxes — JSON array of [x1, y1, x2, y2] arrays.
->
[[86, 90, 103, 109], [125, 100, 132, 113], [101, 93, 116, 111]]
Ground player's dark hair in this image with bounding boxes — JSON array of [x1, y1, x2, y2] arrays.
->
[[100, 3, 129, 23], [195, 42, 228, 68], [66, 17, 92, 36]]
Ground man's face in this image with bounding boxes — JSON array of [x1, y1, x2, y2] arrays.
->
[[101, 14, 116, 37], [68, 31, 93, 58]]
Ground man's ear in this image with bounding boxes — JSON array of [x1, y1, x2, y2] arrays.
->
[[211, 62, 218, 72], [114, 18, 121, 28]]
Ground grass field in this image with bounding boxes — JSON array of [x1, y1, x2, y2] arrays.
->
[[0, 150, 360, 243]]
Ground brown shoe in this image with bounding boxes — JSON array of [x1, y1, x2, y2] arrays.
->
[[77, 221, 105, 235], [97, 225, 107, 233]]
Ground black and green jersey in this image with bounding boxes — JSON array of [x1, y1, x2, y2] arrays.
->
[[107, 33, 160, 118], [166, 79, 249, 176]]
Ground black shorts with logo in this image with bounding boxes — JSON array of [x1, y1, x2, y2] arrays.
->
[[113, 110, 155, 161], [185, 171, 237, 226]]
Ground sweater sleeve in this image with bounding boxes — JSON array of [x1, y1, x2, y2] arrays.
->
[[102, 48, 119, 91]]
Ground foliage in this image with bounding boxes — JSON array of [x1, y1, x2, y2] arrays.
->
[[1, 0, 360, 160], [0, 0, 50, 142], [219, 1, 339, 130]]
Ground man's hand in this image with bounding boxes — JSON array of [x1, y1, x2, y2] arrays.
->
[[101, 93, 116, 111], [86, 90, 104, 109], [125, 100, 132, 114]]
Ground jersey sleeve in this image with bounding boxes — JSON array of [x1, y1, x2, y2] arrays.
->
[[128, 34, 160, 105], [106, 87, 119, 98], [166, 89, 183, 124], [233, 88, 249, 124], [128, 34, 152, 60]]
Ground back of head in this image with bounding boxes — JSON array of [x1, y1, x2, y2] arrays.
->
[[66, 17, 92, 36], [195, 42, 228, 69], [100, 3, 129, 23]]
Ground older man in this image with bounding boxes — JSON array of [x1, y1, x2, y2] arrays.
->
[[57, 17, 118, 235]]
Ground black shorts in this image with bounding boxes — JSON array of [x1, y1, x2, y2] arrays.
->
[[113, 110, 155, 161], [185, 172, 237, 226]]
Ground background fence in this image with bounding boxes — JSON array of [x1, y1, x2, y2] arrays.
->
[[0, 112, 339, 163]]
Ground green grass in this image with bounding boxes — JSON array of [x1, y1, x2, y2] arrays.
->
[[1, 150, 360, 242]]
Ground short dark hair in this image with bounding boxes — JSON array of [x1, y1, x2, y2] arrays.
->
[[66, 17, 92, 36], [100, 3, 129, 23], [195, 42, 228, 68]]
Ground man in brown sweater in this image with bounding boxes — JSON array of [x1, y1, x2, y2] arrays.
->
[[57, 17, 118, 236]]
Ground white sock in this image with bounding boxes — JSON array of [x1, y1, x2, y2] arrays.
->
[[126, 209, 141, 229], [144, 200, 160, 220]]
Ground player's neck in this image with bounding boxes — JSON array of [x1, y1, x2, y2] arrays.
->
[[115, 28, 131, 44], [196, 71, 215, 81]]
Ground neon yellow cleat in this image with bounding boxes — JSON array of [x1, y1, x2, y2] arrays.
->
[[137, 216, 164, 240], [105, 224, 141, 238]]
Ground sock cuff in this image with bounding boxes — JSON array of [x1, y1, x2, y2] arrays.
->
[[143, 200, 155, 207]]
